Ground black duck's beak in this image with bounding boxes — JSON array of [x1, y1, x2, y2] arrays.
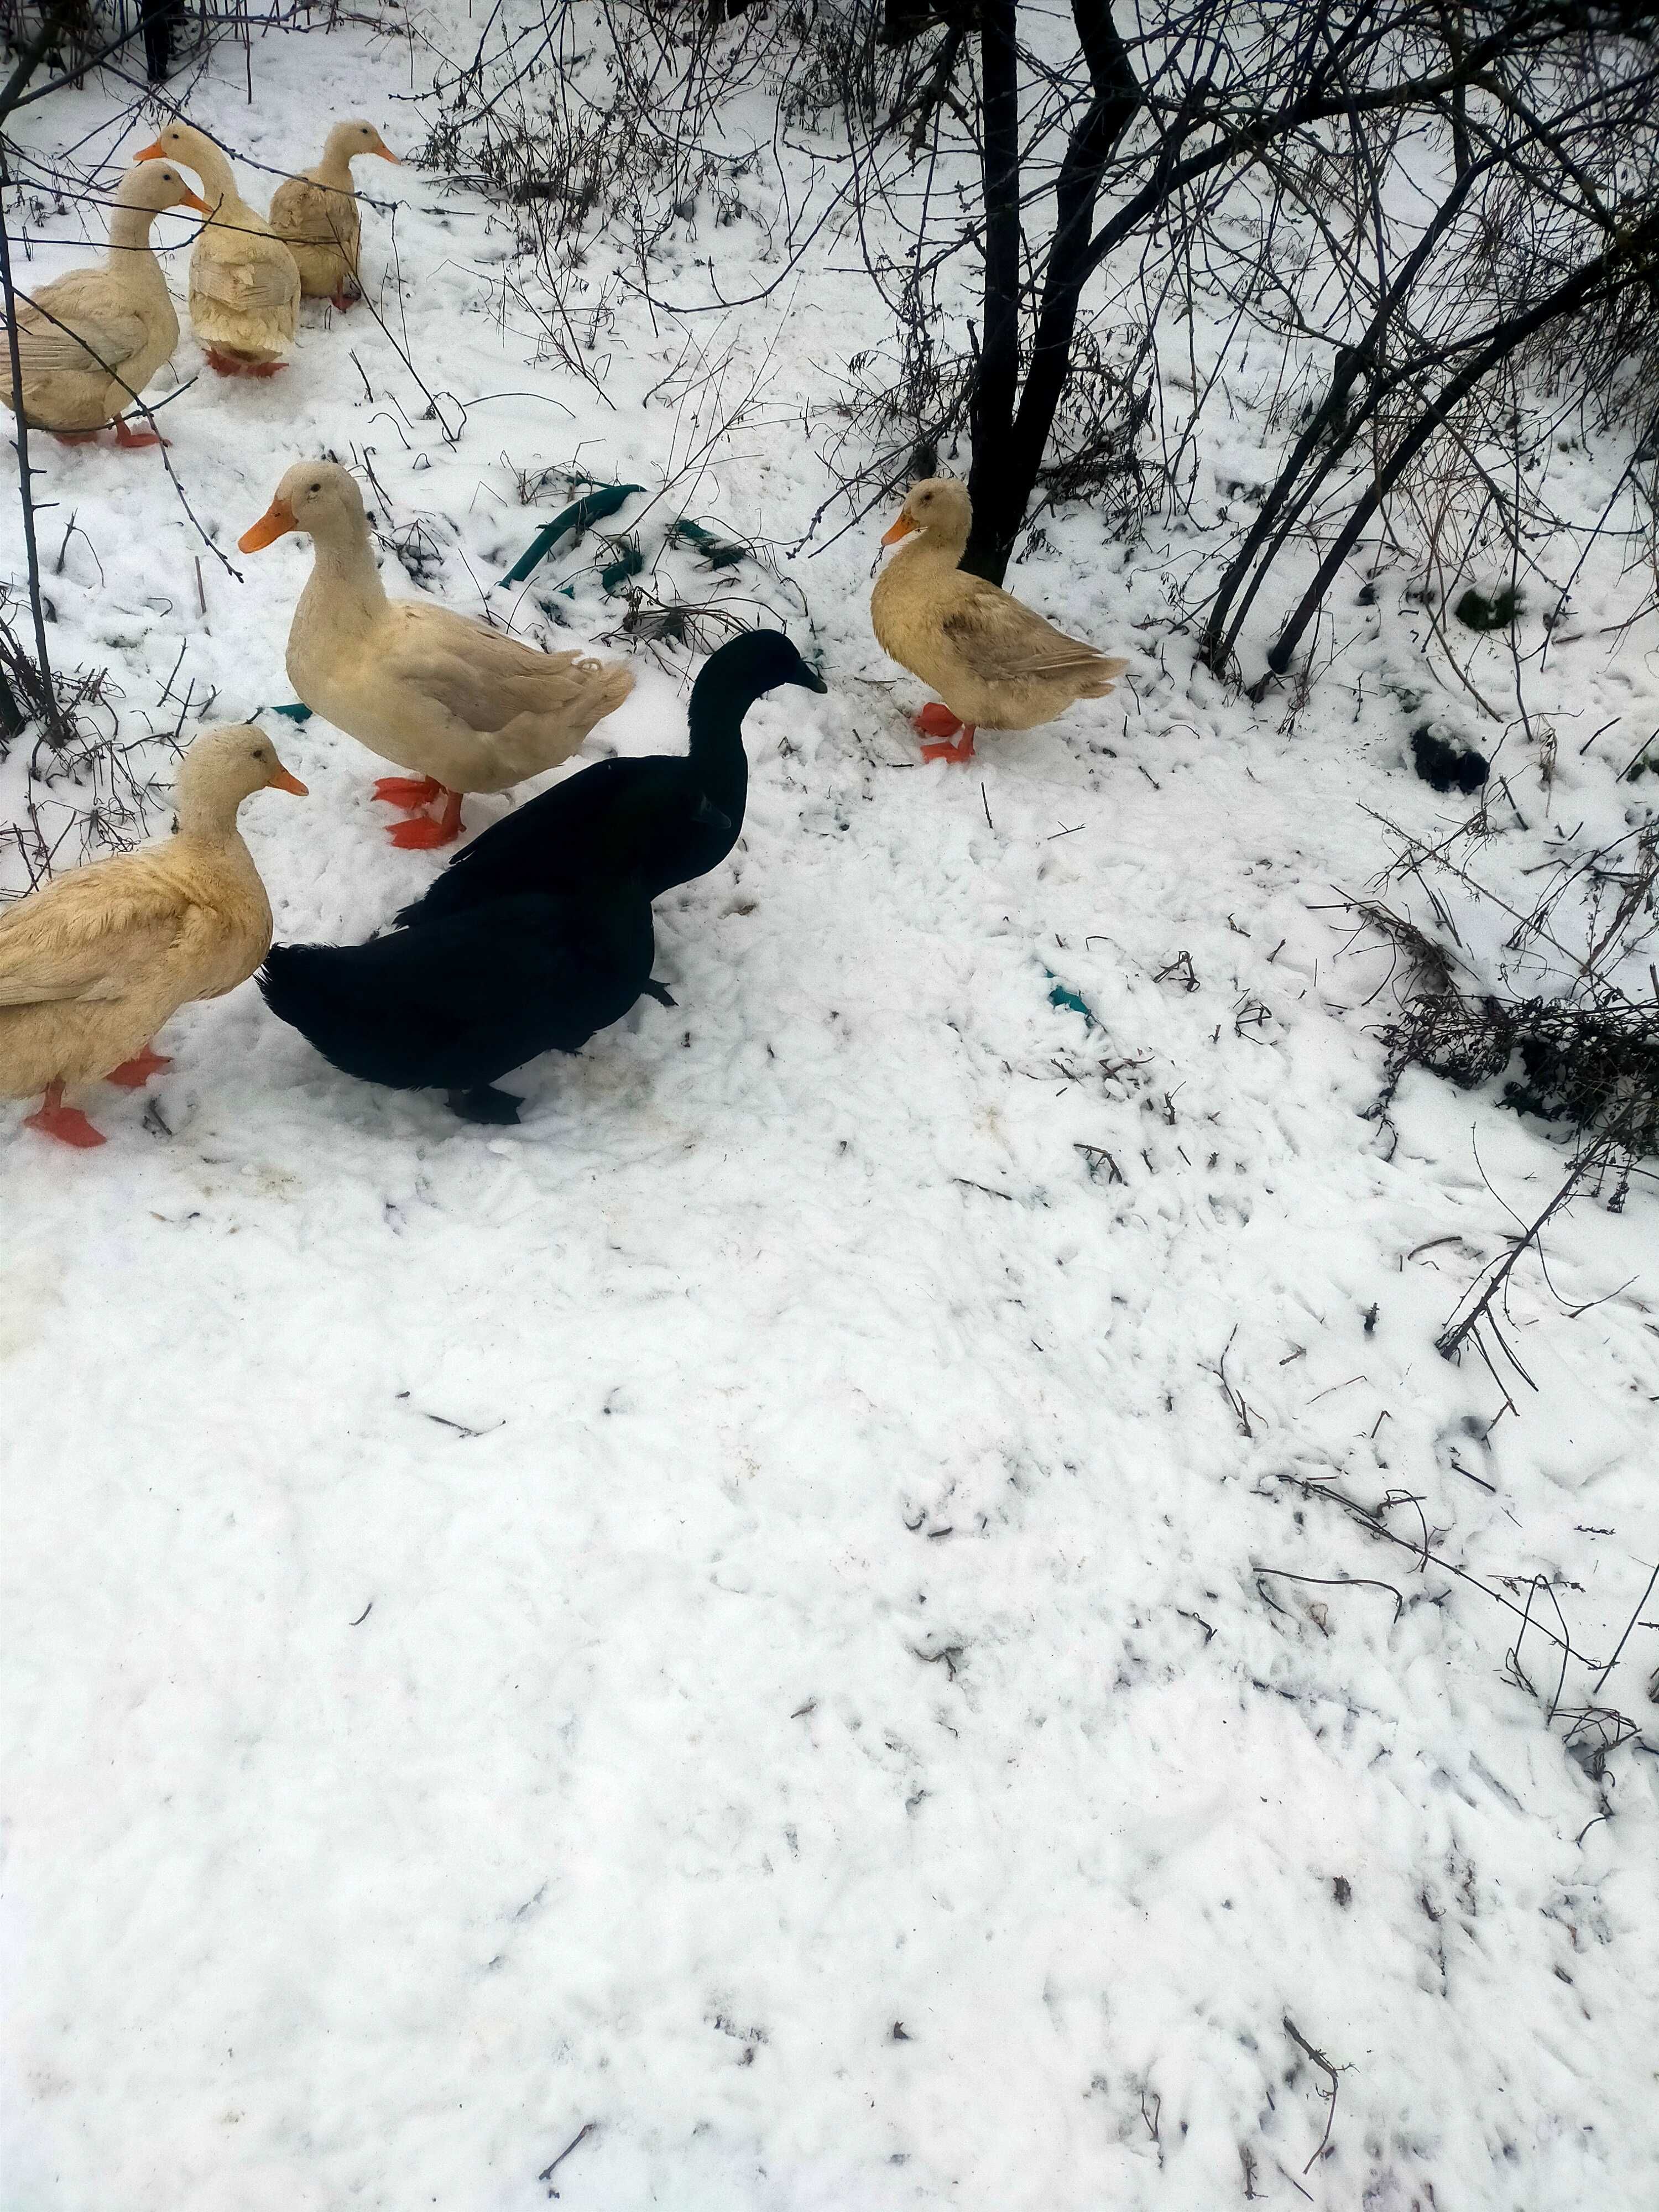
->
[[797, 666, 828, 693], [693, 795, 733, 833]]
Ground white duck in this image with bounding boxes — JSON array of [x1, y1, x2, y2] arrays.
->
[[240, 461, 635, 847], [872, 477, 1130, 762], [0, 161, 209, 446], [0, 725, 306, 1147], [268, 120, 397, 311], [135, 121, 300, 377]]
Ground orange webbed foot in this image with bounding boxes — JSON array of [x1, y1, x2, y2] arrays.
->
[[387, 789, 465, 848], [921, 727, 977, 764], [374, 775, 444, 808], [113, 418, 168, 449], [912, 703, 963, 740], [105, 1046, 173, 1088], [331, 291, 359, 313], [388, 816, 461, 850], [24, 1085, 107, 1147], [204, 348, 286, 379]]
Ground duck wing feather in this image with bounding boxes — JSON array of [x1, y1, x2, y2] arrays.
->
[[939, 576, 1129, 684], [13, 275, 148, 374], [0, 872, 211, 1005], [261, 891, 653, 1088], [270, 176, 356, 252], [388, 606, 631, 734], [192, 237, 299, 311], [396, 757, 692, 927]]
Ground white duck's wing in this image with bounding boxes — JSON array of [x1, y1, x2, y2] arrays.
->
[[940, 575, 1130, 684], [192, 233, 299, 311], [0, 873, 207, 1006], [13, 274, 148, 374], [386, 607, 613, 733], [271, 176, 349, 246]]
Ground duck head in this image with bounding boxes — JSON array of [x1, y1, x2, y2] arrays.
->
[[880, 477, 973, 553], [114, 160, 212, 220], [692, 629, 827, 709], [133, 121, 233, 199], [327, 119, 398, 164], [174, 724, 307, 830], [239, 460, 366, 552]]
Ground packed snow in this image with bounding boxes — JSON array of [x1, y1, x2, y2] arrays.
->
[[2, 8, 1656, 2210]]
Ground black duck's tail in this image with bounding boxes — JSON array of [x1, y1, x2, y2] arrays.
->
[[258, 942, 376, 1062], [392, 886, 437, 931]]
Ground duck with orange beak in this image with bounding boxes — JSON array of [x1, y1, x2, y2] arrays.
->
[[269, 121, 398, 314], [870, 477, 1130, 763], [134, 122, 300, 377], [0, 726, 306, 1149], [239, 461, 633, 849], [0, 163, 211, 446]]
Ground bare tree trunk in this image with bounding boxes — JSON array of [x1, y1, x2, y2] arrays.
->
[[1201, 154, 1491, 671], [1264, 217, 1658, 680], [964, 0, 1022, 572], [964, 0, 1145, 582], [0, 11, 75, 742]]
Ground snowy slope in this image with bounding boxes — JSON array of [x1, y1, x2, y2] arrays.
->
[[2, 9, 1657, 2211]]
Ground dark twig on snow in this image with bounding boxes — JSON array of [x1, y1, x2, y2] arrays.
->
[[1254, 1566, 1405, 1625], [1282, 2016, 1343, 2174], [1210, 1326, 1255, 1437], [1074, 1141, 1126, 1184], [1267, 1471, 1600, 1670], [538, 2121, 596, 2190], [1589, 1562, 1659, 1702], [1434, 1143, 1606, 1368], [1154, 950, 1200, 992]]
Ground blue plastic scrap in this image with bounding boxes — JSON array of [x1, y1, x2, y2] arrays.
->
[[502, 484, 644, 586]]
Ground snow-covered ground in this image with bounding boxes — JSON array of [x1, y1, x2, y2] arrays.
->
[[3, 9, 1657, 2209]]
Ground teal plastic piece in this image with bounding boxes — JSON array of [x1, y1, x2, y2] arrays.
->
[[1045, 968, 1096, 1025], [502, 483, 644, 586], [599, 537, 645, 594], [269, 702, 313, 722], [667, 516, 748, 569]]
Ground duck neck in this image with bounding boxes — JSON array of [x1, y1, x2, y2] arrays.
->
[[321, 153, 360, 193], [302, 514, 389, 630], [176, 780, 251, 843], [106, 204, 168, 295], [686, 679, 753, 811], [897, 521, 969, 574], [189, 139, 238, 208]]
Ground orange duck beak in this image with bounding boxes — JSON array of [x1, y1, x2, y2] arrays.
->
[[239, 499, 298, 552], [269, 765, 308, 796], [880, 511, 919, 546], [134, 139, 166, 161], [180, 187, 212, 216]]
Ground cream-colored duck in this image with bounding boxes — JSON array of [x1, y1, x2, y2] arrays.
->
[[268, 120, 397, 311], [0, 726, 306, 1147], [1, 161, 210, 446], [135, 122, 300, 377], [239, 461, 635, 848], [872, 477, 1130, 762]]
